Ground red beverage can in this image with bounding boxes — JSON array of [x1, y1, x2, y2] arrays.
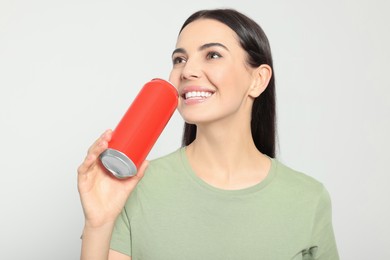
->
[[100, 78, 178, 178]]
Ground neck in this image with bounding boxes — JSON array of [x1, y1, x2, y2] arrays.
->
[[190, 122, 256, 165], [185, 119, 271, 190]]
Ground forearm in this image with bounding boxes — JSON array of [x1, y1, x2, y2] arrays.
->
[[80, 221, 115, 260]]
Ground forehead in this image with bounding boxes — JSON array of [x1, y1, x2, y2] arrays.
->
[[176, 18, 240, 48]]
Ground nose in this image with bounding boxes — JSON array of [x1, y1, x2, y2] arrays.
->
[[180, 58, 201, 80]]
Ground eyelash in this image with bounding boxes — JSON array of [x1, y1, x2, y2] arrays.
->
[[172, 56, 186, 65], [206, 51, 222, 60], [172, 51, 222, 65]]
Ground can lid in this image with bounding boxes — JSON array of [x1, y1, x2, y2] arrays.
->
[[99, 148, 137, 178]]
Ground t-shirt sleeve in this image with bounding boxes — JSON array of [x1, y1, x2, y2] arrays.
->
[[110, 207, 132, 256], [110, 175, 144, 256], [310, 186, 339, 260]]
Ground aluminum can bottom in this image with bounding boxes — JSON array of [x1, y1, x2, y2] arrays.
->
[[99, 148, 137, 178]]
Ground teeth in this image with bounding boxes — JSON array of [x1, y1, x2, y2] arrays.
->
[[185, 91, 213, 99]]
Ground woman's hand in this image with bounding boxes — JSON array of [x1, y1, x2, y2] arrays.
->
[[77, 129, 148, 228]]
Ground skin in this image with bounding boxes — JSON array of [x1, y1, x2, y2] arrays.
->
[[78, 18, 272, 260], [78, 129, 147, 260], [170, 19, 272, 190]]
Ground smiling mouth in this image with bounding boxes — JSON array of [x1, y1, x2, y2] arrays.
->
[[183, 91, 214, 100]]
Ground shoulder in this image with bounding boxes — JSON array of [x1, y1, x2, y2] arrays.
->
[[135, 148, 185, 189], [270, 159, 328, 201], [274, 159, 322, 185], [148, 148, 183, 170], [123, 148, 185, 211], [143, 148, 185, 180]]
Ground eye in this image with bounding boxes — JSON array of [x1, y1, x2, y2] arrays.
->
[[172, 56, 187, 65], [206, 51, 222, 60]]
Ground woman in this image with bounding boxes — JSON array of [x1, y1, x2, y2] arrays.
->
[[78, 9, 339, 260]]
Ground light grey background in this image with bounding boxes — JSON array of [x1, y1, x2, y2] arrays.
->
[[1, 0, 389, 259]]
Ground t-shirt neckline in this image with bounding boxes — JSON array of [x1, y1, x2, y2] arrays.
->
[[178, 147, 277, 195]]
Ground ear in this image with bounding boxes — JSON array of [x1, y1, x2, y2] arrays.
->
[[248, 64, 272, 98]]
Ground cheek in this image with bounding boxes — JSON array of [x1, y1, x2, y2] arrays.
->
[[206, 66, 231, 86], [208, 66, 240, 94], [168, 69, 180, 87]]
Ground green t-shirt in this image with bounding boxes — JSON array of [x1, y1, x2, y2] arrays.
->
[[110, 148, 338, 260]]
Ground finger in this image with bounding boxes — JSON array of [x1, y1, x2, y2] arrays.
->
[[87, 129, 112, 155], [134, 160, 149, 180], [122, 160, 149, 192], [87, 140, 108, 164], [101, 129, 113, 142], [77, 153, 97, 175], [89, 138, 108, 165], [79, 129, 112, 175], [132, 160, 149, 182]]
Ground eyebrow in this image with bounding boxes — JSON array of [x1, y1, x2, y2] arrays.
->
[[171, 42, 229, 57]]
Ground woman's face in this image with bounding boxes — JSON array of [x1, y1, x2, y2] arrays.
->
[[169, 18, 260, 126]]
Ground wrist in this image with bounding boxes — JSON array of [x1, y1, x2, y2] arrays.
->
[[81, 221, 115, 242], [80, 221, 115, 260], [83, 219, 116, 232]]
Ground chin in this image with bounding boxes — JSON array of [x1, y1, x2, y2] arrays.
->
[[178, 105, 220, 125]]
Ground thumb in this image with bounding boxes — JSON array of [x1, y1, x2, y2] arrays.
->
[[123, 160, 149, 190], [135, 160, 149, 180]]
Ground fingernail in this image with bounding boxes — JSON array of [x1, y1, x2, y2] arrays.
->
[[103, 129, 111, 138]]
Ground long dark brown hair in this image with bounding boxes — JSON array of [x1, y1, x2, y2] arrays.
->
[[179, 9, 277, 158]]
